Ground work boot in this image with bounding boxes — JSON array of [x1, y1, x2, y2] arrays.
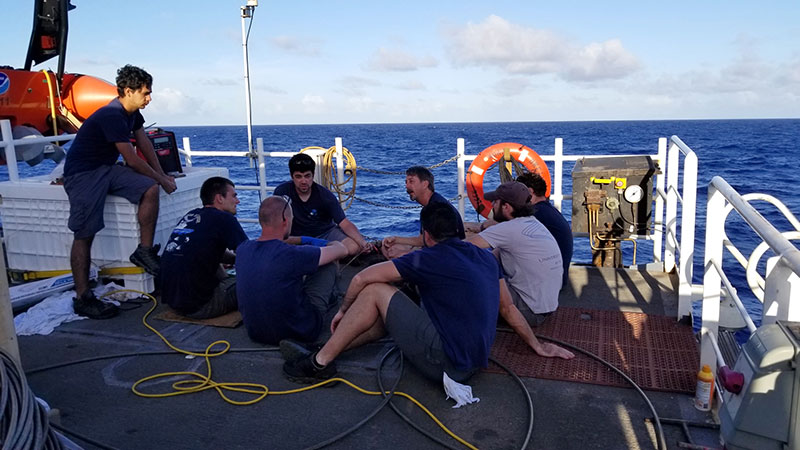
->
[[73, 291, 119, 320], [279, 339, 321, 362], [129, 244, 161, 276], [283, 352, 337, 384]]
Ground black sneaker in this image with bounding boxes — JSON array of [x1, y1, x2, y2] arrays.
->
[[279, 339, 321, 362], [129, 244, 161, 275], [73, 292, 119, 320], [283, 353, 337, 384]]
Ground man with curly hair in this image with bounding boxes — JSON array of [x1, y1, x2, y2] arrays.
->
[[63, 65, 177, 319]]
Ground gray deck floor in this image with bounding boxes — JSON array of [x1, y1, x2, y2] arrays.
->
[[16, 264, 719, 450]]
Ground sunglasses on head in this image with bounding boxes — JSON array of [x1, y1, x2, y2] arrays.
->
[[280, 195, 292, 220]]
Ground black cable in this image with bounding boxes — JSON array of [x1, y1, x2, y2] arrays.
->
[[302, 346, 403, 450], [50, 422, 121, 450], [530, 332, 667, 450]]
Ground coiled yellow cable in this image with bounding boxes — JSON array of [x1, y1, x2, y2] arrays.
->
[[299, 145, 357, 210], [112, 290, 477, 449]]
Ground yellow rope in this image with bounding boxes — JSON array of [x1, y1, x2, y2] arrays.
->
[[109, 289, 476, 449], [40, 70, 59, 136], [300, 145, 357, 210]]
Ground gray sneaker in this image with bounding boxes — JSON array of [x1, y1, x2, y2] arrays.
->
[[130, 244, 161, 276]]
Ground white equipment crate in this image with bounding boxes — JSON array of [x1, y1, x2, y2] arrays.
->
[[0, 166, 227, 292]]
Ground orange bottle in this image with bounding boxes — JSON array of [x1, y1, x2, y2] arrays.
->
[[694, 364, 715, 411]]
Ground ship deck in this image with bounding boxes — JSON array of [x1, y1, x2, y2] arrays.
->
[[17, 265, 721, 450]]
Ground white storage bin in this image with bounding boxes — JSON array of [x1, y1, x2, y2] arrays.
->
[[0, 166, 228, 290]]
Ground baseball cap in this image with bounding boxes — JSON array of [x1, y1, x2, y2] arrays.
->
[[484, 181, 531, 208]]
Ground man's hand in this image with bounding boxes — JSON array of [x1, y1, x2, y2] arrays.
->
[[533, 341, 575, 360], [159, 175, 177, 194], [331, 310, 345, 334], [382, 236, 397, 249]]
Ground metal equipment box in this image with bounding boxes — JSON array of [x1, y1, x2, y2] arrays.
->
[[720, 321, 800, 450], [571, 156, 656, 238]]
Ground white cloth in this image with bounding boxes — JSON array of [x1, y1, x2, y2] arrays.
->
[[480, 216, 563, 314], [443, 372, 480, 408], [13, 283, 131, 336]]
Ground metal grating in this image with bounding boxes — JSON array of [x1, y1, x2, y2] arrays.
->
[[486, 307, 699, 393]]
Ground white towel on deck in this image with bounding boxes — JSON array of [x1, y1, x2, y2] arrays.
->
[[443, 372, 480, 408]]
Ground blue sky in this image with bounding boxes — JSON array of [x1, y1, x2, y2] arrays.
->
[[4, 1, 799, 126]]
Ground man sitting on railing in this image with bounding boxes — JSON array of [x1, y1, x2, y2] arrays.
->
[[160, 177, 248, 319], [63, 65, 177, 320], [274, 153, 372, 257], [467, 182, 563, 328], [235, 196, 349, 345], [381, 166, 465, 259]]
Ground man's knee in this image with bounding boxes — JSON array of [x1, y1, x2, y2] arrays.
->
[[359, 283, 398, 316], [141, 184, 160, 204]]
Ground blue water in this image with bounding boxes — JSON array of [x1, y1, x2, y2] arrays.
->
[[3, 119, 799, 325]]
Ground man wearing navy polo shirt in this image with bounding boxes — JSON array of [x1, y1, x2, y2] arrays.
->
[[63, 65, 176, 319]]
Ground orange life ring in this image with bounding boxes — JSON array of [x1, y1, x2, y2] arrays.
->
[[466, 142, 551, 218]]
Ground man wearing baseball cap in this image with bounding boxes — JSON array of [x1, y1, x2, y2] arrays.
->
[[467, 181, 563, 330]]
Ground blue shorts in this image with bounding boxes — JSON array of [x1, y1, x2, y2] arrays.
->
[[63, 165, 157, 239]]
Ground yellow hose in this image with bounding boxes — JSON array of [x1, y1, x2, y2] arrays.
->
[[110, 289, 476, 449]]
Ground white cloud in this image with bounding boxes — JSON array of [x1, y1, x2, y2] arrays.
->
[[270, 35, 322, 57], [395, 80, 427, 91], [444, 15, 640, 82], [301, 94, 325, 113], [201, 78, 238, 86], [152, 87, 201, 115], [493, 78, 530, 97], [337, 76, 381, 96], [366, 47, 438, 72]]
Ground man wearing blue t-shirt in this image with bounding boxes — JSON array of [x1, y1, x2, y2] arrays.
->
[[381, 166, 465, 259], [160, 177, 248, 318], [281, 202, 571, 385], [63, 65, 177, 320], [235, 196, 349, 345], [273, 153, 369, 256]]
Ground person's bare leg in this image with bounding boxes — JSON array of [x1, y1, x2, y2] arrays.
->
[[137, 184, 160, 247], [315, 282, 396, 366], [70, 235, 94, 297]]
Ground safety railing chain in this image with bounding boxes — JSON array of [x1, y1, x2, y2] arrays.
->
[[356, 155, 460, 175]]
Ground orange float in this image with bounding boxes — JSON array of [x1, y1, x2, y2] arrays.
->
[[466, 142, 551, 218]]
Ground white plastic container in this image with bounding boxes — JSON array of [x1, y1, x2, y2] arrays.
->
[[0, 166, 227, 292]]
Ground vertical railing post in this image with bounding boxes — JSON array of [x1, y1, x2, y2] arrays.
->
[[678, 152, 698, 319], [182, 137, 193, 168], [554, 138, 564, 212], [457, 138, 465, 220], [0, 120, 20, 182], [664, 141, 679, 272], [762, 256, 800, 325], [256, 137, 267, 201], [701, 183, 725, 372], [652, 137, 667, 266]]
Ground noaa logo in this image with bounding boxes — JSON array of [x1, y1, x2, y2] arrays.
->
[[0, 73, 9, 95]]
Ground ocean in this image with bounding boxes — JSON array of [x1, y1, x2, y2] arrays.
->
[[3, 118, 799, 323]]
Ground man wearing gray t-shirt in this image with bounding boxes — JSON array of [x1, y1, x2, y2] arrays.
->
[[467, 181, 563, 327]]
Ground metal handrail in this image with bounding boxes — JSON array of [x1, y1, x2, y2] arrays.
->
[[700, 176, 800, 371]]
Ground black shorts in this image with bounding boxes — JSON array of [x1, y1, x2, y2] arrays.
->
[[385, 290, 477, 383]]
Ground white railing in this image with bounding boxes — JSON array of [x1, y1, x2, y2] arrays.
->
[[700, 176, 800, 371], [2, 118, 695, 280], [0, 120, 77, 183]]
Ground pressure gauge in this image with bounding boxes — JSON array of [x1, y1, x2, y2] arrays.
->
[[624, 185, 644, 203]]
